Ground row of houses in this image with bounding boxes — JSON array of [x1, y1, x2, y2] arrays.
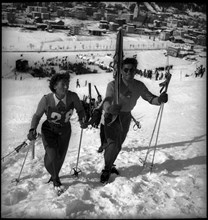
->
[[96, 19, 206, 46], [2, 4, 206, 46]]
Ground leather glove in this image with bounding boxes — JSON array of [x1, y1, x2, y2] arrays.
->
[[107, 104, 122, 115], [158, 92, 168, 104], [88, 109, 102, 128], [79, 118, 88, 129], [80, 122, 88, 129], [27, 128, 37, 141]]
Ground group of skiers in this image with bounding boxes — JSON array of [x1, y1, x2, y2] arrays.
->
[[27, 57, 168, 193], [194, 65, 205, 78]]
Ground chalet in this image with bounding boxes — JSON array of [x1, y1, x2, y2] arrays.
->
[[159, 30, 172, 41], [167, 46, 180, 57], [170, 36, 185, 44], [99, 20, 109, 29], [70, 26, 80, 35], [32, 11, 41, 18], [115, 18, 126, 26], [126, 24, 135, 33], [109, 22, 119, 31], [41, 13, 50, 20], [88, 29, 103, 36]]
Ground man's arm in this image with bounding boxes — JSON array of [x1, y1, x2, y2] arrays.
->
[[140, 83, 161, 106]]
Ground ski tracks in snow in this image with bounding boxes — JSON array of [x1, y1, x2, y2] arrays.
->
[[1, 117, 206, 218]]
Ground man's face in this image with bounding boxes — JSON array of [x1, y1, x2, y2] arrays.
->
[[122, 64, 136, 82]]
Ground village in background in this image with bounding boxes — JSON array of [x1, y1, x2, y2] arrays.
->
[[2, 2, 206, 78]]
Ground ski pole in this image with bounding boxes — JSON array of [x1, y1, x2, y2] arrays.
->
[[142, 73, 171, 172], [1, 138, 28, 161], [150, 103, 164, 172], [31, 140, 35, 160], [12, 140, 31, 185], [72, 128, 83, 177], [131, 114, 143, 130], [141, 105, 163, 171]]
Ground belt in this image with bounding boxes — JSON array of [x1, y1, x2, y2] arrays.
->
[[48, 121, 69, 128]]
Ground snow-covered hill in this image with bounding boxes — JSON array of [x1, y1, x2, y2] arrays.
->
[[1, 24, 207, 218], [1, 67, 206, 218]]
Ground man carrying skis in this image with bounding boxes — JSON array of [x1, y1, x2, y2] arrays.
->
[[27, 73, 87, 194], [100, 57, 168, 183]]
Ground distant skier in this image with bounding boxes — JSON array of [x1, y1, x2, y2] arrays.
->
[[27, 73, 87, 194], [76, 79, 80, 88]]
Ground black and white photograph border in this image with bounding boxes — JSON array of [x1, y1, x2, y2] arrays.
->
[[1, 2, 207, 218]]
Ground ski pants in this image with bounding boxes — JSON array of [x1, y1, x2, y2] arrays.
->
[[104, 112, 132, 170], [100, 123, 107, 146], [41, 120, 71, 181]]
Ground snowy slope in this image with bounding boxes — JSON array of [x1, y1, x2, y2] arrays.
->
[[1, 68, 206, 218]]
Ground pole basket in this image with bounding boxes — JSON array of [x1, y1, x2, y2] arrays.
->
[[71, 167, 82, 177]]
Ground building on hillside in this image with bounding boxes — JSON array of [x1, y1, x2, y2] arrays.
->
[[57, 8, 65, 17], [88, 29, 103, 36], [71, 26, 80, 35], [36, 6, 48, 13], [115, 18, 126, 26], [34, 16, 42, 23], [105, 13, 117, 22], [126, 24, 135, 33], [99, 23, 109, 29], [167, 18, 178, 28], [170, 36, 185, 44], [76, 10, 87, 20], [135, 28, 145, 35], [32, 11, 41, 18], [183, 34, 196, 43], [36, 23, 47, 30], [41, 13, 50, 20], [109, 22, 120, 31], [93, 12, 102, 20], [86, 6, 94, 16], [2, 11, 16, 23], [167, 46, 180, 57], [46, 19, 64, 25], [74, 6, 87, 19], [121, 14, 133, 23], [99, 20, 109, 29], [172, 29, 186, 38], [159, 30, 171, 41], [196, 35, 206, 46], [26, 6, 35, 13]]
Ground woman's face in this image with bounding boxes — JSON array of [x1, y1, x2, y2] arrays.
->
[[122, 63, 136, 82], [54, 79, 69, 98]]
